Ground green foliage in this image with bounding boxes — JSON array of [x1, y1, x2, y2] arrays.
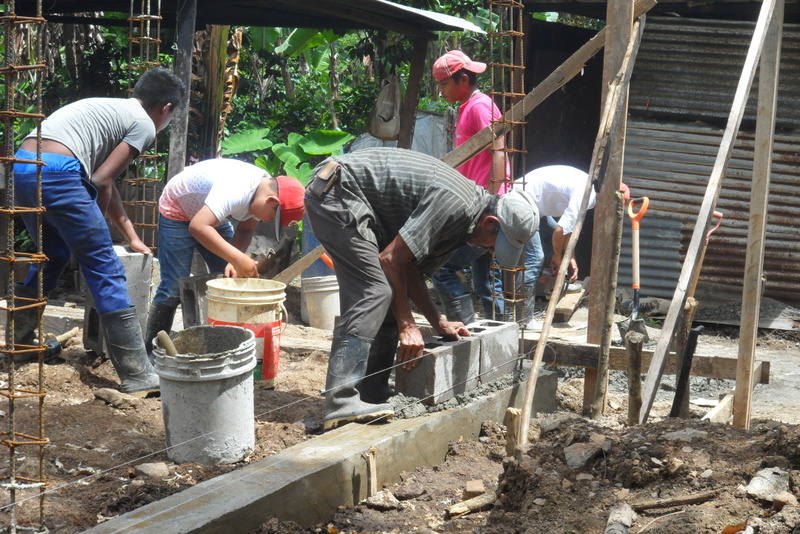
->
[[14, 228, 33, 253], [221, 128, 273, 155], [223, 127, 354, 186]]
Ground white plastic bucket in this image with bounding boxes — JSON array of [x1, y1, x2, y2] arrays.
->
[[302, 275, 340, 330], [153, 325, 256, 464], [206, 278, 286, 388]]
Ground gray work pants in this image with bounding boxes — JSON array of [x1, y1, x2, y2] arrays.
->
[[305, 183, 393, 343]]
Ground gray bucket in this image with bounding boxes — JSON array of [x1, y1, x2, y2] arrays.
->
[[153, 325, 256, 464]]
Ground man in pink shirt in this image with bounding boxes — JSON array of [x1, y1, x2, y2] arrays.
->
[[431, 50, 509, 322]]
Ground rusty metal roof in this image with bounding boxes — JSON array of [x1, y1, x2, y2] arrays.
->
[[620, 16, 800, 305], [16, 0, 484, 35], [523, 0, 800, 22]]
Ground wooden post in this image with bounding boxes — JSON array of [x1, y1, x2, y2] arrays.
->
[[397, 37, 429, 149], [440, 0, 657, 170], [625, 331, 644, 426], [167, 0, 197, 179], [639, 0, 778, 424], [504, 407, 522, 458], [585, 0, 633, 418], [670, 297, 698, 417], [734, 0, 783, 430], [516, 21, 644, 452]]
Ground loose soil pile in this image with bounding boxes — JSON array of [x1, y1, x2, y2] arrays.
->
[[257, 416, 800, 534]]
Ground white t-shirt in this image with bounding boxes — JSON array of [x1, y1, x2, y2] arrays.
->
[[159, 159, 268, 222], [27, 98, 155, 176], [514, 165, 594, 234]]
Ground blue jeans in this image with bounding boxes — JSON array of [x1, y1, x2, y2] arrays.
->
[[432, 244, 504, 316], [520, 216, 557, 291], [153, 214, 234, 305], [14, 149, 133, 315]]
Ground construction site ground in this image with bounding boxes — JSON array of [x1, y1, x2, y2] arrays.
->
[[1, 301, 799, 533]]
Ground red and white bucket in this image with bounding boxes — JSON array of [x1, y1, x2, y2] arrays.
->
[[205, 278, 286, 389]]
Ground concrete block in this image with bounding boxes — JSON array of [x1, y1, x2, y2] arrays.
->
[[468, 319, 519, 384], [520, 360, 558, 416], [395, 335, 480, 405], [83, 246, 155, 355]]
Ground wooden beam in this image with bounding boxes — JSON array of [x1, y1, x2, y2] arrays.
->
[[516, 13, 648, 451], [702, 391, 735, 423], [734, 0, 783, 430], [670, 297, 698, 417], [522, 337, 771, 384], [639, 0, 778, 424], [585, 0, 634, 419], [167, 0, 197, 179], [553, 287, 586, 322], [397, 37, 429, 149], [440, 0, 657, 170]]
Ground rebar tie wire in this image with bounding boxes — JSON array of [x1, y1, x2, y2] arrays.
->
[[1, 0, 49, 532], [122, 0, 163, 252], [487, 0, 528, 326]]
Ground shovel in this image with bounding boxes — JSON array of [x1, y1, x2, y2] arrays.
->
[[617, 196, 650, 342]]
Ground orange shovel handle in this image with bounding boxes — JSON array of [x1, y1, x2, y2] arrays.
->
[[627, 197, 650, 230], [321, 252, 335, 270]]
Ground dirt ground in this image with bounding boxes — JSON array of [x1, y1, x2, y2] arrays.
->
[[0, 322, 331, 533], [1, 301, 799, 532], [255, 414, 800, 534]]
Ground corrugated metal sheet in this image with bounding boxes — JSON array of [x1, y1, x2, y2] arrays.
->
[[619, 16, 800, 305], [631, 17, 800, 129], [621, 120, 800, 303]]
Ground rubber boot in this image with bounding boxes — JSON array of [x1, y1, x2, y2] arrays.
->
[[6, 284, 40, 346], [441, 293, 476, 325], [518, 287, 542, 333], [144, 299, 179, 358], [100, 307, 160, 397], [324, 334, 394, 432], [357, 323, 398, 404]]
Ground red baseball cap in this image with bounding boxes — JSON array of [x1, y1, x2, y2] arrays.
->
[[275, 175, 305, 227], [432, 50, 486, 82]]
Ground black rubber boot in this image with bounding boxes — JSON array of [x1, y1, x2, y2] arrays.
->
[[100, 307, 160, 397], [358, 322, 398, 404], [144, 299, 179, 358], [441, 293, 476, 325], [323, 334, 394, 432], [4, 284, 45, 364], [7, 284, 40, 345]]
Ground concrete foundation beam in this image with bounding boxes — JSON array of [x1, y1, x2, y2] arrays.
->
[[83, 378, 556, 534]]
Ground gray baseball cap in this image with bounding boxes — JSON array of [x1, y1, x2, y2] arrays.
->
[[495, 189, 539, 268]]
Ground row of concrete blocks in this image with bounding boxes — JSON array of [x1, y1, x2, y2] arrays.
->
[[396, 319, 521, 405]]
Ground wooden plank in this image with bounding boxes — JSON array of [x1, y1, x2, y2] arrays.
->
[[638, 0, 778, 424], [167, 0, 197, 179], [734, 0, 784, 431], [585, 0, 634, 419], [521, 337, 771, 384], [702, 392, 735, 423], [440, 0, 657, 170], [553, 287, 586, 322], [671, 298, 698, 417], [397, 37, 429, 149], [516, 10, 651, 451], [625, 331, 644, 426]]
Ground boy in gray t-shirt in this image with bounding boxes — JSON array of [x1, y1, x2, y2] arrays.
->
[[11, 67, 185, 396]]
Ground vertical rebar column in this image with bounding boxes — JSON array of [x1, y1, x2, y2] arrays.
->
[[488, 0, 527, 324], [123, 0, 163, 251], [0, 0, 49, 532]]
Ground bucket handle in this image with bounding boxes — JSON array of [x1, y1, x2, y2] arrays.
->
[[280, 302, 289, 334]]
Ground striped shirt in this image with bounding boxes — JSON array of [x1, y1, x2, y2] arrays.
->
[[329, 147, 491, 273]]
